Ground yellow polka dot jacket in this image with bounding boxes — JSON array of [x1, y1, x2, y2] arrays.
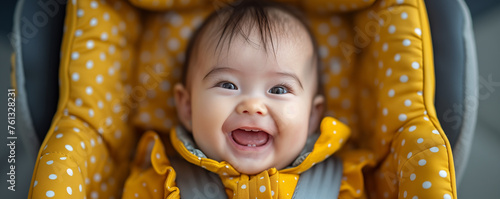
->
[[122, 117, 349, 199], [27, 0, 457, 198]]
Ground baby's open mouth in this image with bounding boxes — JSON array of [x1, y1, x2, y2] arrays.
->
[[231, 128, 270, 147]]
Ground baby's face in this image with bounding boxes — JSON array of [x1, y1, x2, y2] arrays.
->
[[175, 21, 323, 174]]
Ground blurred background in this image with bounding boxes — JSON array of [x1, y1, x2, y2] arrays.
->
[[1, 0, 499, 198]]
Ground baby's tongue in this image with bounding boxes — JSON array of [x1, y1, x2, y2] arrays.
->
[[232, 129, 269, 146]]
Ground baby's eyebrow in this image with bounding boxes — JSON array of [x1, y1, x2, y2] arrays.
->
[[203, 66, 235, 80], [276, 72, 303, 90]]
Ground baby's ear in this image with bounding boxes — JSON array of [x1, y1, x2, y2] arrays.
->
[[308, 95, 325, 135], [174, 83, 192, 131]]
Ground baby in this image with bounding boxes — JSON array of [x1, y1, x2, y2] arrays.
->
[[124, 0, 349, 198], [173, 0, 324, 175]]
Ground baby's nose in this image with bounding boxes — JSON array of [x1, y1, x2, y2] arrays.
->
[[236, 98, 268, 115]]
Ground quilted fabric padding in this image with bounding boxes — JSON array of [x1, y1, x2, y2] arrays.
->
[[28, 0, 456, 198]]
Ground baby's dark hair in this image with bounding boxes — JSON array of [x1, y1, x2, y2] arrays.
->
[[181, 0, 323, 94]]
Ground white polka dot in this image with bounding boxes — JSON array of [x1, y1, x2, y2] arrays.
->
[[46, 190, 55, 197], [115, 130, 122, 139], [73, 127, 80, 133], [100, 52, 106, 60], [106, 92, 112, 101], [86, 60, 94, 69], [241, 184, 247, 189], [411, 61, 420, 69], [422, 181, 431, 189], [388, 89, 395, 97], [94, 173, 101, 182], [401, 12, 408, 19], [403, 39, 411, 46], [404, 191, 407, 198], [319, 45, 328, 58], [412, 196, 418, 199], [388, 25, 396, 34], [101, 32, 108, 41], [49, 174, 57, 180], [259, 185, 266, 192], [46, 160, 54, 165], [66, 168, 73, 176], [407, 152, 412, 159], [417, 138, 424, 143], [75, 98, 83, 106], [86, 86, 93, 95], [381, 124, 387, 132], [401, 139, 406, 146], [444, 194, 452, 199], [386, 68, 392, 76], [382, 108, 388, 116], [79, 184, 82, 192], [65, 145, 73, 151], [89, 109, 94, 117], [168, 38, 180, 51], [397, 0, 404, 4], [418, 159, 427, 166], [318, 23, 329, 35], [430, 147, 439, 153], [108, 67, 114, 75], [71, 52, 79, 60], [67, 186, 73, 195], [91, 191, 98, 198], [108, 45, 116, 55], [272, 191, 275, 196], [81, 141, 85, 149], [439, 170, 447, 178], [410, 173, 416, 181], [156, 153, 160, 159], [96, 75, 103, 84], [103, 12, 110, 21], [72, 72, 80, 81], [180, 26, 192, 39], [400, 75, 409, 83], [56, 133, 63, 139], [75, 29, 83, 37], [90, 18, 98, 26], [77, 9, 84, 17], [432, 130, 439, 134], [382, 43, 388, 51], [399, 114, 407, 121], [328, 35, 338, 47], [409, 126, 417, 132], [415, 28, 422, 36], [97, 101, 103, 109], [86, 40, 95, 49], [90, 1, 98, 8], [404, 99, 412, 106], [329, 87, 339, 99], [394, 53, 401, 61]]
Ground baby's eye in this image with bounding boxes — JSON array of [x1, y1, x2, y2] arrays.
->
[[269, 86, 288, 94], [216, 82, 238, 90]]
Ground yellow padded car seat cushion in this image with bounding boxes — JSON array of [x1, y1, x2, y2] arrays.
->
[[29, 0, 456, 198]]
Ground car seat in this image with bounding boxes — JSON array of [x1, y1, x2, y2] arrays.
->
[[10, 0, 477, 198]]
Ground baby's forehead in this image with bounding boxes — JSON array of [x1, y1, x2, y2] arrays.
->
[[199, 8, 311, 53], [181, 3, 320, 89]]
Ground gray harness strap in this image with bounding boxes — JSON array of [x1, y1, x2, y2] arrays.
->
[[292, 156, 342, 199], [171, 156, 343, 199], [170, 157, 227, 199]]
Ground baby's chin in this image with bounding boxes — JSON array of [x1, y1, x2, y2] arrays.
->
[[227, 156, 292, 175]]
